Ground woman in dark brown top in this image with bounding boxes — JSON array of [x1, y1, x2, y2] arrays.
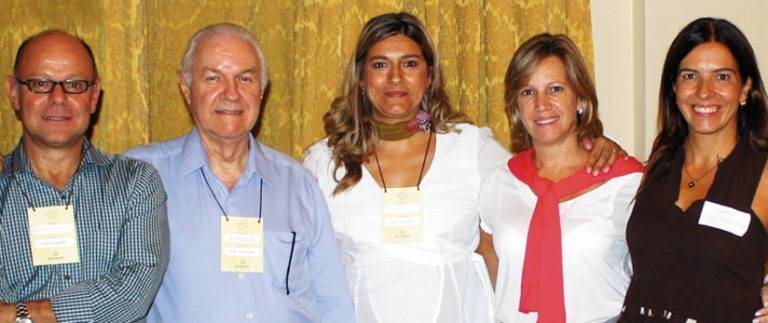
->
[[620, 17, 768, 322]]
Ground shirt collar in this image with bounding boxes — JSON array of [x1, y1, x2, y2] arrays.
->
[[178, 128, 273, 186], [5, 138, 109, 176]]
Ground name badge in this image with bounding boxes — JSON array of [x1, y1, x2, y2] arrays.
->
[[27, 206, 80, 266], [382, 187, 424, 243], [221, 216, 263, 273], [698, 201, 751, 237]]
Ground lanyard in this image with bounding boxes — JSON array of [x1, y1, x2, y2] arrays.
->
[[373, 130, 432, 192], [3, 142, 91, 213], [0, 143, 90, 301], [200, 168, 263, 222]]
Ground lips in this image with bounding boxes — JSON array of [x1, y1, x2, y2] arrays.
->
[[42, 115, 70, 121], [384, 90, 408, 97], [534, 116, 559, 126], [692, 105, 719, 114], [215, 109, 243, 115]]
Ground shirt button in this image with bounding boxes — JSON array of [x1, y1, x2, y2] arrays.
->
[[237, 273, 245, 279], [245, 312, 254, 319], [63, 274, 71, 280], [60, 194, 67, 200]]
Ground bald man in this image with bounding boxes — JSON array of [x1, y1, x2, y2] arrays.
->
[[0, 30, 169, 323]]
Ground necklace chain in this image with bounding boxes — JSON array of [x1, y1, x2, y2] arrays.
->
[[683, 155, 723, 189]]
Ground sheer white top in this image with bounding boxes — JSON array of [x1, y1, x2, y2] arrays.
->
[[304, 124, 509, 323]]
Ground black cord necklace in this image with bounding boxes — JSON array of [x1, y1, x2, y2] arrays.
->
[[373, 131, 432, 193]]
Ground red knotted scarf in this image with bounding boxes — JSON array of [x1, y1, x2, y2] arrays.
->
[[509, 148, 643, 323]]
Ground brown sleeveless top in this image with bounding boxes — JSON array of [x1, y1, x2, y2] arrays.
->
[[620, 140, 768, 323]]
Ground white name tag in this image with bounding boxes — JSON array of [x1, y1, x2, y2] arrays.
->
[[698, 201, 751, 237], [27, 206, 80, 266], [382, 187, 424, 243], [221, 216, 263, 273]]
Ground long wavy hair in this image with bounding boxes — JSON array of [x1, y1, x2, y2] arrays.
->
[[640, 17, 768, 192], [503, 33, 603, 153], [324, 12, 469, 194]]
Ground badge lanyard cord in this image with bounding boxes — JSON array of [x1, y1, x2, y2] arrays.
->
[[199, 168, 298, 294], [373, 131, 432, 193], [0, 142, 90, 301], [9, 142, 90, 212], [200, 168, 263, 223]]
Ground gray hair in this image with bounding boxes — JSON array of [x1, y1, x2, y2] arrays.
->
[[180, 23, 269, 89]]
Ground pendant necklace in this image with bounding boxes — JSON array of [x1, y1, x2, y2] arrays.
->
[[683, 155, 724, 189]]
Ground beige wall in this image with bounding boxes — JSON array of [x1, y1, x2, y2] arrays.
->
[[592, 0, 768, 159]]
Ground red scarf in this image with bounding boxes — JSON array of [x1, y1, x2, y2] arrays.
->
[[509, 148, 643, 322]]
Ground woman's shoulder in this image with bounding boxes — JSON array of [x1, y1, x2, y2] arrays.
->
[[302, 138, 333, 178], [304, 138, 331, 159]]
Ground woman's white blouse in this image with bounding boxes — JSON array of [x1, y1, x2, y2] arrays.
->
[[304, 124, 510, 323], [479, 163, 641, 323]]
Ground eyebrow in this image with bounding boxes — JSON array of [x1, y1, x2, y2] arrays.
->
[[20, 73, 92, 80], [678, 67, 738, 74], [200, 67, 259, 74], [367, 54, 424, 61]]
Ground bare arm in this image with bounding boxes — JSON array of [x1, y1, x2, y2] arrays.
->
[[752, 161, 768, 321], [476, 229, 498, 288]]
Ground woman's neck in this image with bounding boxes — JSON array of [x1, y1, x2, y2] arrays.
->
[[533, 137, 589, 182], [684, 131, 738, 166]]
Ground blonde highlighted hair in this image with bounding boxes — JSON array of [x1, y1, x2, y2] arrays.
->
[[323, 12, 468, 194], [503, 33, 602, 153]]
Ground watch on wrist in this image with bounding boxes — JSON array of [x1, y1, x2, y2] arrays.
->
[[15, 302, 33, 323]]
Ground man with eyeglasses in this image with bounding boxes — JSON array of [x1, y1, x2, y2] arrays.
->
[[0, 30, 169, 322], [123, 23, 353, 322]]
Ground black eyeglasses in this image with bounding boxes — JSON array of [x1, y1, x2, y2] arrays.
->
[[15, 78, 94, 94]]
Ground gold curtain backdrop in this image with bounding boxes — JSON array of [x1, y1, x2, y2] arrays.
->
[[0, 0, 592, 159]]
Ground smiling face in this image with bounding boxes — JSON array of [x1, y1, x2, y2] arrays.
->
[[362, 34, 431, 124], [516, 56, 581, 149], [5, 32, 100, 151], [180, 33, 263, 144], [674, 41, 752, 138]]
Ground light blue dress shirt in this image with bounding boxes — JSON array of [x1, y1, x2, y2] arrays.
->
[[124, 128, 354, 323]]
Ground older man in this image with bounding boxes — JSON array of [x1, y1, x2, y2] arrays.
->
[[125, 23, 354, 322], [0, 31, 169, 322]]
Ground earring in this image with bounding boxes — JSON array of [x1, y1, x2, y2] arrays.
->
[[740, 100, 747, 106], [576, 108, 584, 124]]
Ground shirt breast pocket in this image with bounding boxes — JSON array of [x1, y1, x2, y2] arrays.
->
[[264, 231, 311, 295]]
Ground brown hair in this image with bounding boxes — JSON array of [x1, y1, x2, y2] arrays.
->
[[640, 17, 768, 192], [503, 33, 602, 153], [323, 12, 469, 194]]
